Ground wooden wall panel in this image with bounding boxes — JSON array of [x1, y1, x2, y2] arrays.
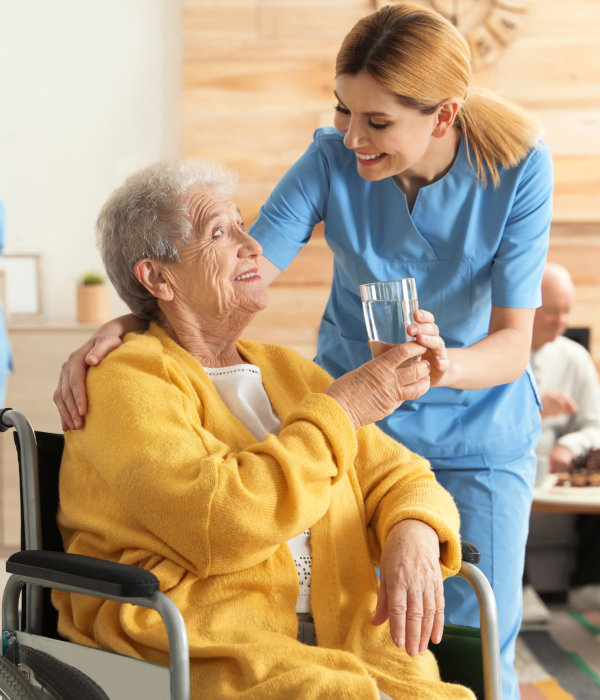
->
[[546, 223, 600, 370], [183, 0, 600, 363]]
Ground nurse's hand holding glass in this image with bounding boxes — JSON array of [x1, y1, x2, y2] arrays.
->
[[361, 277, 449, 382]]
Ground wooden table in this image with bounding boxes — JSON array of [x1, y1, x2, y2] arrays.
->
[[531, 481, 600, 514]]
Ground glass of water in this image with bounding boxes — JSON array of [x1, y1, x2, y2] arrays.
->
[[360, 278, 419, 345]]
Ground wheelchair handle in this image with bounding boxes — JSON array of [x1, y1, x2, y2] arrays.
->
[[461, 540, 481, 564]]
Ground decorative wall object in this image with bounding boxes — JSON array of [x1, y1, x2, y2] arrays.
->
[[182, 0, 600, 364], [374, 0, 530, 68], [0, 253, 42, 318], [76, 272, 111, 325]]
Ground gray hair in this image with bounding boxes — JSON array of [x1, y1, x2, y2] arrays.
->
[[96, 158, 238, 320]]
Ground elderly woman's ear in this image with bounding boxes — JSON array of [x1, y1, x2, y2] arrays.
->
[[134, 259, 174, 302]]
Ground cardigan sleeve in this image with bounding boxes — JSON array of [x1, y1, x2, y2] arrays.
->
[[243, 340, 462, 577], [61, 335, 359, 580], [353, 424, 462, 579], [253, 344, 462, 578]]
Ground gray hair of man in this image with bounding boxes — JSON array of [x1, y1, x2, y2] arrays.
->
[[96, 158, 238, 321]]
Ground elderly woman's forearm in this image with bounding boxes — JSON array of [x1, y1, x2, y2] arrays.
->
[[75, 364, 360, 577]]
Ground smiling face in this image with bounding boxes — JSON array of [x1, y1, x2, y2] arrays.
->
[[333, 71, 442, 182], [159, 187, 268, 333]]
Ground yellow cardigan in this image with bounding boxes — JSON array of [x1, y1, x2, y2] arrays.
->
[[54, 323, 472, 699]]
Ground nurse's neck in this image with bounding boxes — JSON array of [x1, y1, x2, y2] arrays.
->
[[394, 127, 460, 212]]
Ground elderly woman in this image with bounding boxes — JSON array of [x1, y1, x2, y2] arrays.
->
[[53, 159, 472, 699]]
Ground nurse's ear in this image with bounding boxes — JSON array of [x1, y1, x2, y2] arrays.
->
[[432, 98, 460, 138]]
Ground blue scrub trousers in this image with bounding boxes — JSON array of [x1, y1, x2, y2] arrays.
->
[[433, 444, 537, 700]]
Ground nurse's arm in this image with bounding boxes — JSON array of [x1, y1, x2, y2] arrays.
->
[[55, 256, 281, 429], [259, 254, 283, 287], [54, 313, 147, 430], [432, 306, 535, 391]]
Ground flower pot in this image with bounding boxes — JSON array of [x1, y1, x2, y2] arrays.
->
[[76, 284, 111, 324]]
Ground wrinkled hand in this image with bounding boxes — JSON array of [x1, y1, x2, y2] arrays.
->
[[548, 444, 575, 473], [326, 342, 429, 429], [541, 390, 578, 419], [373, 519, 444, 656], [53, 334, 123, 431], [372, 309, 449, 388]]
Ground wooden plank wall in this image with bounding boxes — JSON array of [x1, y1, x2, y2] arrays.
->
[[182, 0, 600, 364]]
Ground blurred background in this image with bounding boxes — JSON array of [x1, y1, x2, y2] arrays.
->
[[0, 0, 598, 347], [1, 3, 599, 695], [0, 0, 598, 515]]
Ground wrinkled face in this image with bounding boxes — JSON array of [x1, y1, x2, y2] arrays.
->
[[532, 278, 574, 348], [333, 71, 438, 181], [164, 187, 268, 322]]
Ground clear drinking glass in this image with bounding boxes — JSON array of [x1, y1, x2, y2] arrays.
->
[[360, 278, 419, 345]]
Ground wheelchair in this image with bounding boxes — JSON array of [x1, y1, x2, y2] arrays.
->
[[1, 407, 502, 699]]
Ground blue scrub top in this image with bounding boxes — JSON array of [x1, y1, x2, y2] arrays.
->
[[250, 128, 554, 462]]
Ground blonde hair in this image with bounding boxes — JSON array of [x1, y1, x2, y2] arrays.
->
[[335, 2, 542, 187]]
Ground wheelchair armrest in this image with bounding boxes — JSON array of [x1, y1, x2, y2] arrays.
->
[[5, 550, 190, 700], [6, 550, 159, 598], [460, 540, 480, 564]]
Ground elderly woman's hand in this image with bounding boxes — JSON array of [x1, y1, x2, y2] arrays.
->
[[372, 309, 449, 388], [325, 342, 429, 429], [372, 519, 444, 656]]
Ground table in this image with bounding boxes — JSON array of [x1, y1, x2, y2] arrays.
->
[[532, 477, 600, 514]]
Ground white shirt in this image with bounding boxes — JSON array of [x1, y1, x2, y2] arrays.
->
[[530, 335, 600, 484], [204, 364, 312, 613]]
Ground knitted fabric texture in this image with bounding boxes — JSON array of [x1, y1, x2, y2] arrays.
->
[[54, 322, 471, 699]]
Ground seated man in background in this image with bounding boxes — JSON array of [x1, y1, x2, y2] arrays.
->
[[530, 262, 600, 482], [527, 262, 600, 608]]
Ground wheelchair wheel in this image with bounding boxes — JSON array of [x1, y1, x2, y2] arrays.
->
[[0, 656, 40, 700], [17, 647, 109, 700]]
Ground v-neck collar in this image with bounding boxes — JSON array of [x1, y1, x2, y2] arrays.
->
[[390, 131, 469, 216]]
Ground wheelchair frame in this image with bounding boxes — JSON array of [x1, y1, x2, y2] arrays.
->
[[1, 407, 502, 699]]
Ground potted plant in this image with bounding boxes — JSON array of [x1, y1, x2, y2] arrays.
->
[[76, 272, 111, 324]]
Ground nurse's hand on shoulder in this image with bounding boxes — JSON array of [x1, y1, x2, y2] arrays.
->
[[371, 309, 450, 388], [54, 333, 123, 432], [326, 342, 430, 429], [54, 314, 147, 432], [373, 519, 445, 656]]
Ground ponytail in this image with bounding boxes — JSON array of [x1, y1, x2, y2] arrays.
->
[[458, 87, 543, 187]]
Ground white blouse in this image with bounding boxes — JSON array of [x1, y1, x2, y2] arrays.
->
[[204, 364, 312, 613]]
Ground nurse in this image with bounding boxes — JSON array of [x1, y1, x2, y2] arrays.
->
[[252, 6, 552, 698], [54, 3, 553, 697], [251, 6, 552, 698]]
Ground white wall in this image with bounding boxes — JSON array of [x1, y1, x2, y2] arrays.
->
[[0, 0, 181, 321]]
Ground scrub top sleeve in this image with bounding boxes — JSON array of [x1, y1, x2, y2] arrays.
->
[[250, 138, 330, 271], [491, 143, 554, 309]]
